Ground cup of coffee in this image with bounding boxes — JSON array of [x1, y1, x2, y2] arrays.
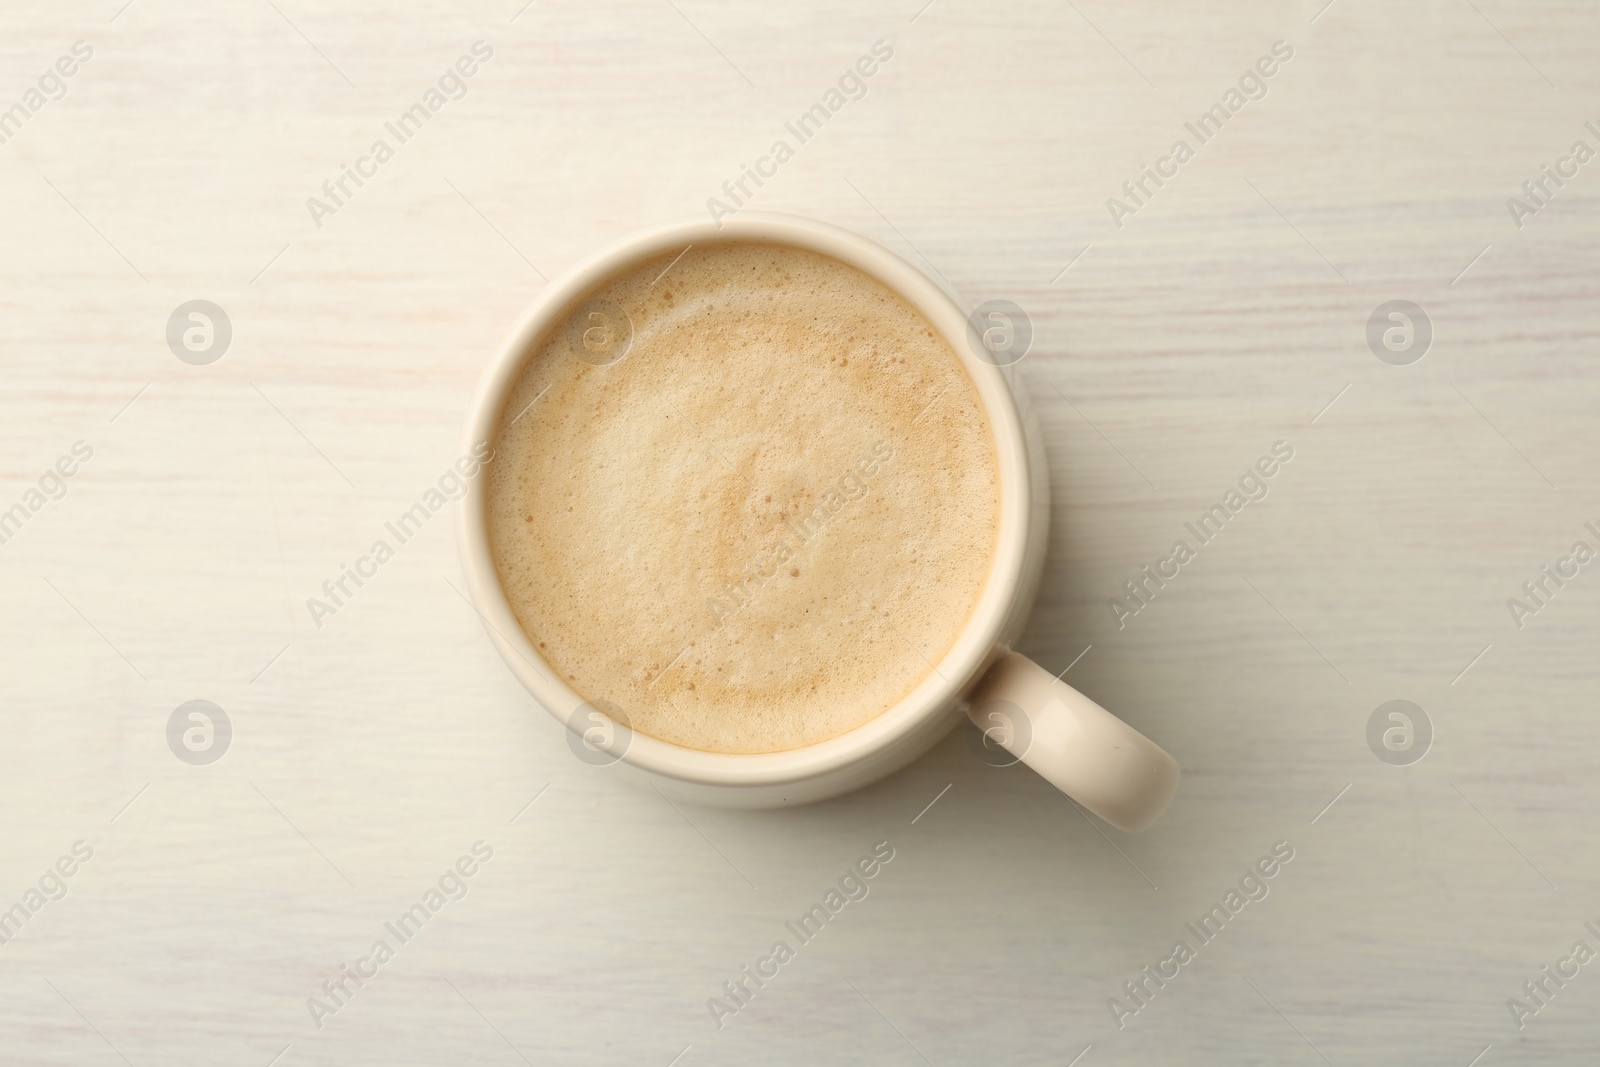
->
[[457, 213, 1178, 832]]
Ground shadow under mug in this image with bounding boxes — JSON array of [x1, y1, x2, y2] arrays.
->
[[457, 212, 1179, 833]]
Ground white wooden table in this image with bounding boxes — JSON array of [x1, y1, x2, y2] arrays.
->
[[3, 2, 1598, 1064]]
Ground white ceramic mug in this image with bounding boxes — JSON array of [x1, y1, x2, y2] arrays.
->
[[457, 213, 1179, 833]]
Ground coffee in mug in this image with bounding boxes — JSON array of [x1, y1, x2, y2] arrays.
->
[[486, 242, 998, 754]]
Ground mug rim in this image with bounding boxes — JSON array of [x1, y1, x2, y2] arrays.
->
[[457, 211, 1032, 787]]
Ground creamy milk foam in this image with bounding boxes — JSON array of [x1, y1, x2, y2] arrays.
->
[[486, 242, 999, 753]]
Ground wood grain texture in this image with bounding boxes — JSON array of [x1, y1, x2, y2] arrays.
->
[[1, 1, 1597, 1064]]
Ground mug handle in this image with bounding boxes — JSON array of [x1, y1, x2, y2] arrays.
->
[[966, 651, 1179, 833]]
